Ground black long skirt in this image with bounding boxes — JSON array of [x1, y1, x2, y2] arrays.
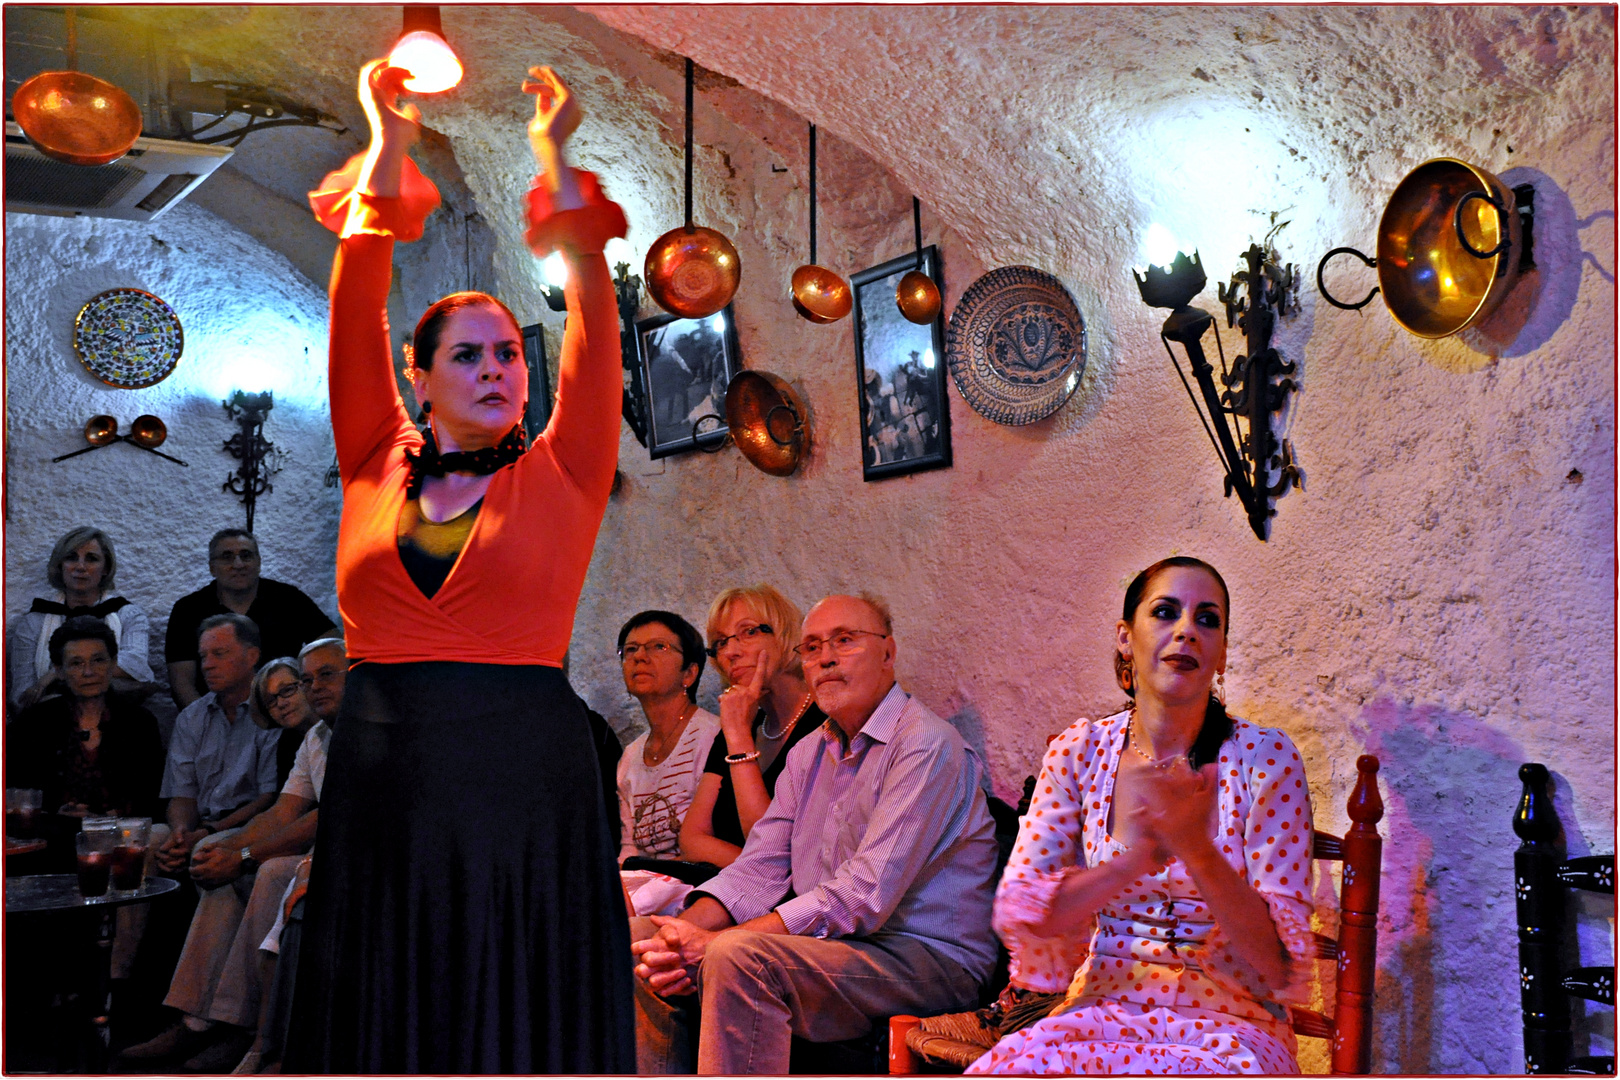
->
[[283, 662, 635, 1073]]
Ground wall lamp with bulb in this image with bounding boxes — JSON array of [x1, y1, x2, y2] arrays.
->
[[1134, 233, 1301, 541], [388, 5, 463, 94]]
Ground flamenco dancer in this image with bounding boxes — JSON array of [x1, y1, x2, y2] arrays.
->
[[283, 58, 633, 1072]]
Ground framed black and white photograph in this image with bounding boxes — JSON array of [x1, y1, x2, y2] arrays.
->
[[850, 245, 951, 481], [636, 305, 742, 458], [520, 322, 554, 443]]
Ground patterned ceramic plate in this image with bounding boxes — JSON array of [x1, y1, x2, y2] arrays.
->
[[945, 266, 1086, 425], [73, 288, 184, 389]]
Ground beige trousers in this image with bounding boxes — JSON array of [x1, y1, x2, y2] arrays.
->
[[631, 916, 981, 1075]]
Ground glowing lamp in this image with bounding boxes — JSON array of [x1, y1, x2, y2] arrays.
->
[[388, 6, 462, 94]]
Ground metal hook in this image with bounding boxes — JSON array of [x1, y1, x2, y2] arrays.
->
[[1454, 189, 1511, 273], [763, 401, 802, 447], [691, 412, 731, 453], [1315, 246, 1380, 311]]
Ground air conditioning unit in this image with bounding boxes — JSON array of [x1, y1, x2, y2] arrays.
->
[[5, 121, 232, 222]]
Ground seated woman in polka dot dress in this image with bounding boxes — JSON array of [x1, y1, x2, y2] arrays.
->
[[968, 557, 1316, 1075]]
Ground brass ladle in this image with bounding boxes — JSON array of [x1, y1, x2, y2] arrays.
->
[[897, 196, 942, 324], [12, 9, 143, 167], [53, 415, 188, 465], [790, 123, 851, 324], [645, 58, 741, 320]]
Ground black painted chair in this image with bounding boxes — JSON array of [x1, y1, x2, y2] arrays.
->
[[1513, 763, 1615, 1075]]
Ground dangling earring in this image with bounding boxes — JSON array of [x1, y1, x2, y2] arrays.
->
[[1213, 669, 1227, 705], [415, 400, 432, 425], [1120, 656, 1135, 694]]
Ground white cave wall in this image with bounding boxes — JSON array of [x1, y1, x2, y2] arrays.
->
[[2, 5, 1614, 1073]]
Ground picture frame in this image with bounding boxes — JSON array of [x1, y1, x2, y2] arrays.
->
[[635, 305, 742, 459], [850, 245, 952, 481], [520, 322, 554, 443]]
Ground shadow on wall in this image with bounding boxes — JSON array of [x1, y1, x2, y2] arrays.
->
[[1354, 697, 1533, 1073]]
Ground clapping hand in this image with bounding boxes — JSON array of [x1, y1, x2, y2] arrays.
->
[[1133, 760, 1220, 865]]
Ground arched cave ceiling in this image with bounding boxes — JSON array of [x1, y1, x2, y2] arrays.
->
[[105, 4, 1612, 295]]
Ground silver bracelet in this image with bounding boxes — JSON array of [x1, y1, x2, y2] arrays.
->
[[724, 750, 760, 765]]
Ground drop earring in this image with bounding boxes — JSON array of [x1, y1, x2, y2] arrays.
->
[[1214, 669, 1227, 705]]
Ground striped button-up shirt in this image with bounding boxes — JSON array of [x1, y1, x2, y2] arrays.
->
[[698, 683, 1000, 980], [159, 692, 280, 820]]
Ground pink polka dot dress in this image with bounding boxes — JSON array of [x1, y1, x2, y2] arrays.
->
[[967, 712, 1316, 1075]]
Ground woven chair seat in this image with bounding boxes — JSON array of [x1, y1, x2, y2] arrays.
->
[[905, 989, 1065, 1070]]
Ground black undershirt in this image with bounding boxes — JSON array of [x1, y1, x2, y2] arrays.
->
[[397, 498, 482, 599]]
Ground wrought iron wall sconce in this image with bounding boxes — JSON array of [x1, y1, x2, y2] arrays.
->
[[1134, 242, 1301, 540], [222, 390, 282, 531], [52, 414, 188, 466], [541, 261, 653, 447]]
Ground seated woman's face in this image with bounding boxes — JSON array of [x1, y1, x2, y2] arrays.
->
[[60, 540, 108, 597], [620, 621, 692, 702], [61, 639, 113, 700], [1120, 565, 1228, 706], [710, 602, 782, 690], [264, 668, 317, 729], [417, 304, 528, 444]]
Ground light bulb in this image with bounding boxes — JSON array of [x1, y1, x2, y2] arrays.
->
[[709, 313, 727, 333], [388, 30, 463, 94], [542, 252, 568, 290], [921, 347, 936, 370], [1144, 223, 1181, 270]]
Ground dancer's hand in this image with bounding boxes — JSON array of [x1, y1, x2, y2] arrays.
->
[[356, 59, 420, 199], [523, 66, 584, 210]]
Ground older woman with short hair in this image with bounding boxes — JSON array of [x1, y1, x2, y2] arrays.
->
[[678, 585, 825, 869], [9, 526, 153, 709], [250, 658, 320, 791]]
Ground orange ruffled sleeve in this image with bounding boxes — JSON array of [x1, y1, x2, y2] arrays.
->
[[525, 168, 628, 257], [309, 152, 441, 241]]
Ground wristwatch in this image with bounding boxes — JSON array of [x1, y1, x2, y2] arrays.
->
[[239, 848, 259, 873]]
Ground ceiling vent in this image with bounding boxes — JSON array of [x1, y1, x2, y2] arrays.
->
[[4, 121, 232, 222]]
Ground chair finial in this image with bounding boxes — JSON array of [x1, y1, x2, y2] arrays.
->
[[1347, 755, 1384, 827], [1513, 762, 1559, 844]]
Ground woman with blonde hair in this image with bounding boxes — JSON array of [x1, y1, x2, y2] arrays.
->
[[678, 584, 824, 868]]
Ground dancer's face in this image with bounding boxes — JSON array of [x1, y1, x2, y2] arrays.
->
[[414, 303, 528, 451]]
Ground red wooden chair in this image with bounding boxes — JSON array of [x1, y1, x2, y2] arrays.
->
[[889, 754, 1386, 1075]]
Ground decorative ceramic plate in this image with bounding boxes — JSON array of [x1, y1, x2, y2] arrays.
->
[[72, 288, 184, 389], [945, 265, 1086, 425]]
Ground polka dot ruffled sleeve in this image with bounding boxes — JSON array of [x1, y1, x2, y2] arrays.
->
[[993, 717, 1113, 993], [1203, 724, 1318, 1004]]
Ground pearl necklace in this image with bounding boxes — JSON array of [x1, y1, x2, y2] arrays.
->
[[1128, 707, 1189, 771], [760, 691, 815, 743]]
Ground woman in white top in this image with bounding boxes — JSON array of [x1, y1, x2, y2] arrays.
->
[[9, 526, 154, 709], [615, 610, 719, 862]]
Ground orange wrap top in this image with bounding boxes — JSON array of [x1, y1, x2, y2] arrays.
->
[[309, 153, 627, 667]]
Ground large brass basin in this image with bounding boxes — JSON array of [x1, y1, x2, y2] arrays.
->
[[13, 71, 143, 167], [723, 370, 807, 477], [645, 225, 741, 320]]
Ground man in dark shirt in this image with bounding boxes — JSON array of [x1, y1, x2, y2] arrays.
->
[[166, 530, 337, 709]]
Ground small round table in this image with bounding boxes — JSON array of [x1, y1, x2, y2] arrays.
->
[[6, 874, 180, 1070]]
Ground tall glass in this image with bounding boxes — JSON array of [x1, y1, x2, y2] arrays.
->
[[75, 829, 115, 897], [6, 789, 43, 839], [112, 818, 151, 893]]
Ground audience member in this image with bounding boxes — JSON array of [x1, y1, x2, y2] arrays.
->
[[154, 615, 281, 875], [248, 658, 318, 790], [678, 585, 821, 869], [164, 530, 336, 709], [119, 638, 346, 1073], [631, 593, 998, 1074], [9, 526, 154, 709], [617, 610, 719, 864]]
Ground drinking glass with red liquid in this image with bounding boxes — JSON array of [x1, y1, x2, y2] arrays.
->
[[6, 788, 43, 839], [112, 818, 151, 893], [76, 829, 116, 897]]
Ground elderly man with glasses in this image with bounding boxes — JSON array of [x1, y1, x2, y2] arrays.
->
[[630, 593, 998, 1075]]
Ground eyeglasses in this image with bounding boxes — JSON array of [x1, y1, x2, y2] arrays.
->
[[619, 641, 680, 661], [705, 623, 774, 658], [269, 684, 304, 703], [792, 630, 889, 661], [212, 549, 259, 564], [299, 669, 342, 687]]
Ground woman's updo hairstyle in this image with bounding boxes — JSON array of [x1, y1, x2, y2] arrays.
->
[[409, 291, 524, 373], [1115, 556, 1232, 769]]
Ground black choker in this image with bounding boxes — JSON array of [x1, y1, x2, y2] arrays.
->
[[405, 423, 528, 499]]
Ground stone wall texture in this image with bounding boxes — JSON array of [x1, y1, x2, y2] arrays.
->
[[4, 6, 1614, 1072]]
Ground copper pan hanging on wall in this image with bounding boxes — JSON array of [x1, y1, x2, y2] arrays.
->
[[691, 370, 809, 476], [12, 8, 143, 167], [1316, 158, 1535, 339], [645, 58, 741, 320], [789, 123, 851, 324], [896, 196, 942, 324]]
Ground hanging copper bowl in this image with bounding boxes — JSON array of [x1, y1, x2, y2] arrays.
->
[[789, 265, 852, 324], [896, 269, 942, 324], [83, 415, 118, 446], [1317, 158, 1533, 339], [12, 71, 143, 167], [129, 414, 168, 448], [723, 370, 807, 476], [645, 225, 741, 320]]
